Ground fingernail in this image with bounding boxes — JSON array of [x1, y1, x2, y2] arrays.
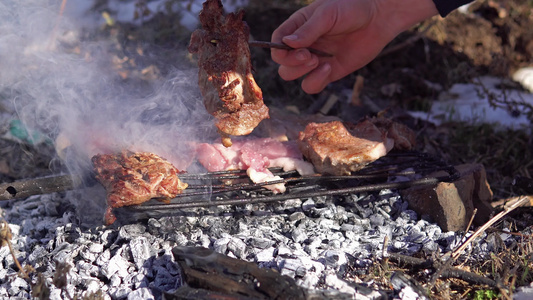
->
[[283, 35, 298, 41], [295, 50, 308, 61]]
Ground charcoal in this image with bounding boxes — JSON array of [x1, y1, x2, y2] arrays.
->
[[212, 236, 230, 254], [255, 247, 275, 262], [101, 248, 131, 279], [79, 245, 99, 263], [118, 224, 147, 241], [110, 287, 132, 299], [227, 237, 247, 259], [0, 174, 522, 300], [76, 260, 99, 276], [249, 237, 274, 249], [109, 274, 122, 287], [128, 287, 155, 300], [291, 227, 308, 243], [369, 214, 385, 226], [289, 211, 306, 222], [130, 237, 152, 269], [301, 198, 315, 211], [95, 249, 111, 267]]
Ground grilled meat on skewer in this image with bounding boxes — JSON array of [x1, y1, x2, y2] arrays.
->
[[189, 0, 269, 147]]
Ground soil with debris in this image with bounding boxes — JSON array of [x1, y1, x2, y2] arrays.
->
[[0, 0, 532, 299], [246, 0, 533, 196]]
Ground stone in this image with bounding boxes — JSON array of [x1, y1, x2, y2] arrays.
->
[[401, 163, 493, 231]]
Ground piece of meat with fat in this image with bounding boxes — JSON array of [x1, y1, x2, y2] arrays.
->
[[92, 151, 188, 225], [369, 117, 416, 150], [189, 0, 268, 146], [196, 138, 314, 193], [298, 120, 397, 175]]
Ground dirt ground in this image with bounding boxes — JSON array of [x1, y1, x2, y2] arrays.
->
[[1, 0, 532, 298], [88, 1, 533, 298]]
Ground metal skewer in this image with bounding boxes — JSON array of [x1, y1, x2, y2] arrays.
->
[[248, 41, 333, 57]]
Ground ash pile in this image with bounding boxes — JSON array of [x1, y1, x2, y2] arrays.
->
[[0, 181, 466, 299], [0, 156, 520, 299]]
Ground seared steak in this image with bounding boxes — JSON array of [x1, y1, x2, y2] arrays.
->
[[369, 117, 416, 150], [189, 0, 269, 146], [298, 120, 395, 175], [92, 151, 188, 225]]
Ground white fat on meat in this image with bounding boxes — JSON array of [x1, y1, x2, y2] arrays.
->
[[196, 138, 314, 193]]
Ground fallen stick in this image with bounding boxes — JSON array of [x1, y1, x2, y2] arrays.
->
[[0, 175, 75, 201], [450, 195, 531, 260], [387, 252, 498, 287]]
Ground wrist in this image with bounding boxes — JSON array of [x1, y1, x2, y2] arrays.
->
[[375, 0, 439, 37]]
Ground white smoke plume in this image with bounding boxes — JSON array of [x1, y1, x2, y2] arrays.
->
[[0, 0, 216, 178]]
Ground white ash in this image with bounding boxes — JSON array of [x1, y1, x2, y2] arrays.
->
[[0, 188, 515, 299]]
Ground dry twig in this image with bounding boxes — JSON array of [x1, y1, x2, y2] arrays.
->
[[450, 196, 531, 260], [0, 219, 28, 278]]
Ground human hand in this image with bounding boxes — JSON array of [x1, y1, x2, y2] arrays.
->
[[271, 0, 439, 94]]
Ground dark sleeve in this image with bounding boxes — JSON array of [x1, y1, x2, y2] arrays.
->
[[432, 0, 474, 17]]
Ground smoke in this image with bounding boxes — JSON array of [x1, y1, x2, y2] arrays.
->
[[0, 0, 216, 178]]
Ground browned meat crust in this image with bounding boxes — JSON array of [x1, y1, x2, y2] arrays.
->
[[298, 118, 416, 175], [369, 117, 417, 150], [189, 0, 269, 142], [92, 151, 188, 225], [298, 120, 393, 175]]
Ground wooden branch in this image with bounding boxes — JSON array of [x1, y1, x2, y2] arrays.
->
[[0, 175, 75, 201], [248, 41, 333, 57], [451, 195, 531, 260], [387, 252, 498, 287]]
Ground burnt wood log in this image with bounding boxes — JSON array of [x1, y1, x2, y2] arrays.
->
[[171, 246, 307, 300], [0, 175, 75, 201]]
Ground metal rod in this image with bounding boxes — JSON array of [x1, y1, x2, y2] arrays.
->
[[248, 41, 333, 57], [129, 175, 454, 211]]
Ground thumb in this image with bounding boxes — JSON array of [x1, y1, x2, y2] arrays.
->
[[282, 12, 332, 48]]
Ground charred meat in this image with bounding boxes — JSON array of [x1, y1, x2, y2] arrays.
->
[[189, 0, 269, 145], [92, 151, 188, 225], [298, 118, 416, 175]]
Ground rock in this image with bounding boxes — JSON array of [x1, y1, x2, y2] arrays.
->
[[401, 163, 493, 231]]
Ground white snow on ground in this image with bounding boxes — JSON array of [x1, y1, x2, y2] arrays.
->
[[513, 67, 533, 93], [409, 75, 533, 131], [66, 0, 249, 30]]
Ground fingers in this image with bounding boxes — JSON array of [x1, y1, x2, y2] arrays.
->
[[271, 9, 310, 64], [281, 11, 333, 50], [279, 61, 332, 94], [277, 55, 319, 81], [301, 63, 332, 94]]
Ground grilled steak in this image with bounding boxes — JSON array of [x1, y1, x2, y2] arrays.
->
[[298, 120, 395, 175], [369, 117, 416, 150], [92, 151, 188, 225], [189, 0, 269, 146]]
